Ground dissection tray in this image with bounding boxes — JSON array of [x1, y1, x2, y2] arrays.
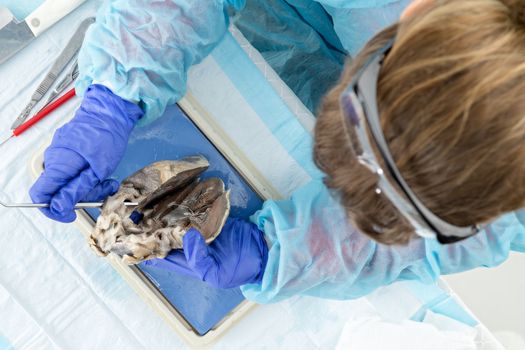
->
[[30, 100, 272, 347]]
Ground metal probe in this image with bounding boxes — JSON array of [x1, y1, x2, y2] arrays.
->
[[0, 201, 138, 209]]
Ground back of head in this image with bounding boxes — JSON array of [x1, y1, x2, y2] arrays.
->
[[314, 0, 525, 244]]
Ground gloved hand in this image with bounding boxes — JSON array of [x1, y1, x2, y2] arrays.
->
[[30, 84, 143, 223], [144, 218, 269, 289]]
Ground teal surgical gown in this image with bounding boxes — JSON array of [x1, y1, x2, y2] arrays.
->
[[76, 0, 411, 118], [242, 180, 525, 302], [76, 0, 525, 303]]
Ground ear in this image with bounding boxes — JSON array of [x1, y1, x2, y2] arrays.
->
[[401, 0, 434, 20]]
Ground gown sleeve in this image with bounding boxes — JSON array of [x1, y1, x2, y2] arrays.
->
[[241, 179, 525, 303], [75, 0, 244, 123]]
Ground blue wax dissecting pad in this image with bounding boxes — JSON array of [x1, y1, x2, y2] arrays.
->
[[86, 105, 264, 336]]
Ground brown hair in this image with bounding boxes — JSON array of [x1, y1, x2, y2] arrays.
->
[[314, 0, 525, 245]]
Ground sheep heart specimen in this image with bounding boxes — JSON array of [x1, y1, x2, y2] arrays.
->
[[90, 156, 230, 264]]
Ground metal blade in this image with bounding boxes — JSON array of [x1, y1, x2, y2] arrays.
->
[[0, 7, 13, 29], [0, 7, 35, 65]]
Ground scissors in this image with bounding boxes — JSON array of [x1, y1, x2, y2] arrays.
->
[[44, 60, 79, 107]]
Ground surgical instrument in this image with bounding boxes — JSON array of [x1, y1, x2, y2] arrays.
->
[[0, 0, 87, 65], [45, 60, 78, 106], [0, 200, 138, 209], [11, 17, 94, 129], [0, 87, 76, 147]]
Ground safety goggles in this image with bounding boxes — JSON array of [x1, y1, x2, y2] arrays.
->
[[340, 39, 480, 244]]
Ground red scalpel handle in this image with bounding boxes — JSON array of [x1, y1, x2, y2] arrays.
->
[[13, 88, 77, 137]]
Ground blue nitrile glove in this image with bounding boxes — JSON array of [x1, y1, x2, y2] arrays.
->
[[29, 84, 143, 223], [144, 218, 269, 289]]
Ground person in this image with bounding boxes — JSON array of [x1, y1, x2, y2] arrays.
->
[[30, 0, 525, 303], [28, 0, 411, 223]]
